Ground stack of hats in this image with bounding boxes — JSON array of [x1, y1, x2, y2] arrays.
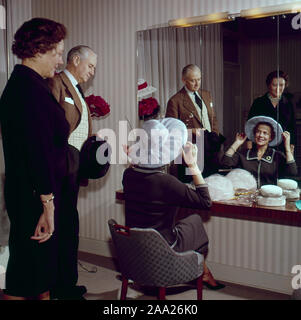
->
[[257, 185, 286, 207], [277, 179, 300, 201]]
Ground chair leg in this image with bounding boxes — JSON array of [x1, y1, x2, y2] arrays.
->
[[158, 287, 166, 300], [120, 276, 128, 300], [196, 274, 203, 300]]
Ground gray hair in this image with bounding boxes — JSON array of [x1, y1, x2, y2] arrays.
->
[[67, 45, 94, 64], [182, 64, 201, 79]]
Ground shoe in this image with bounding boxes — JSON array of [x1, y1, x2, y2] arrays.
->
[[203, 280, 225, 290], [50, 285, 87, 300]]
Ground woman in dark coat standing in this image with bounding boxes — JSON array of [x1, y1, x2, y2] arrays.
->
[[247, 70, 296, 152], [0, 18, 68, 300]]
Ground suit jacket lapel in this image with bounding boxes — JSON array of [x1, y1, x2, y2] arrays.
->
[[200, 90, 211, 109], [60, 72, 93, 137], [180, 87, 202, 125], [60, 72, 83, 114]]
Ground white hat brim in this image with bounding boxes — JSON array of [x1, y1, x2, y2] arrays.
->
[[137, 86, 157, 98], [245, 116, 283, 147], [128, 118, 188, 168]]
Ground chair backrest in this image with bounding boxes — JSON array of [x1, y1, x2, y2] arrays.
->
[[108, 219, 203, 287]]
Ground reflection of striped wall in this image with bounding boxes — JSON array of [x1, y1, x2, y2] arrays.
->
[[31, 0, 296, 245], [205, 217, 301, 293], [206, 217, 301, 274]]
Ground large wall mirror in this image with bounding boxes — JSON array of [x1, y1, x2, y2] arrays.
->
[[136, 10, 301, 177]]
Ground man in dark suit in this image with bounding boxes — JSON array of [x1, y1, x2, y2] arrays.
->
[[166, 64, 222, 180], [48, 45, 97, 300]]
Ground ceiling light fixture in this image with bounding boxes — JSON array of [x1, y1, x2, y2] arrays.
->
[[240, 1, 301, 19], [168, 11, 229, 27]]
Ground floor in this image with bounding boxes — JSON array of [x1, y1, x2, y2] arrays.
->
[[77, 252, 290, 300], [0, 251, 291, 300]]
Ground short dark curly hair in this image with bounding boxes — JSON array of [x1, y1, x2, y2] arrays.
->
[[266, 70, 289, 88], [12, 17, 67, 59]]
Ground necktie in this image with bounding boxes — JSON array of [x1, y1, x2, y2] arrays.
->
[[194, 92, 202, 113], [76, 84, 85, 99]]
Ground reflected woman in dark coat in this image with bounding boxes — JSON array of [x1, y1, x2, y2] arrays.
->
[[247, 70, 296, 153], [222, 116, 297, 188]]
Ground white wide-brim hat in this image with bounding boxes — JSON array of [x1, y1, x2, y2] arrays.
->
[[128, 118, 188, 168], [245, 116, 283, 147], [137, 78, 157, 98]]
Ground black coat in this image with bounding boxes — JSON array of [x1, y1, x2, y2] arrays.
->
[[123, 166, 211, 246], [0, 65, 69, 195], [0, 64, 70, 296]]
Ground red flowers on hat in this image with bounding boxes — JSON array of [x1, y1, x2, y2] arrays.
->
[[85, 94, 110, 117], [139, 97, 159, 117]]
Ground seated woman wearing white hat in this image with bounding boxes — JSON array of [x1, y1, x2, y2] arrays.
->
[[123, 117, 225, 290], [221, 116, 297, 188]]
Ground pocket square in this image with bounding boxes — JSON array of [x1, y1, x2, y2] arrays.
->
[[65, 97, 74, 104]]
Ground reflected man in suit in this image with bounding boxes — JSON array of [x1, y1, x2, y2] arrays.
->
[[166, 64, 221, 180], [48, 45, 97, 299]]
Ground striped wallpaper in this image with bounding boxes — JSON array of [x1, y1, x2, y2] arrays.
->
[[6, 0, 32, 73]]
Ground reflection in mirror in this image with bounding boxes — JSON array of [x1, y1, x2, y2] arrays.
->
[[136, 16, 280, 143], [222, 16, 279, 145], [137, 24, 223, 129], [279, 13, 301, 175], [137, 11, 301, 181]]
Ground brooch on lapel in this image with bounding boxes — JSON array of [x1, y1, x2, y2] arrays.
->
[[266, 156, 272, 161]]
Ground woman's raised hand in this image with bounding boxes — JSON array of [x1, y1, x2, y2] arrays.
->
[[282, 131, 291, 150], [182, 141, 198, 168], [235, 132, 247, 147]]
